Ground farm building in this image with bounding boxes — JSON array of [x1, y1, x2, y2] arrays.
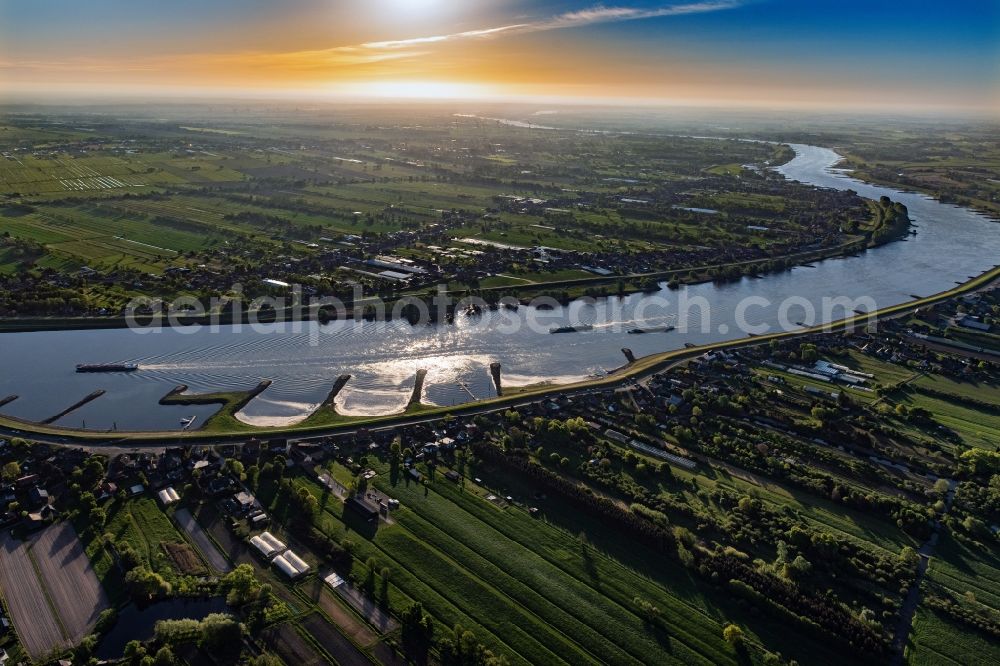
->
[[15, 474, 39, 489], [23, 507, 54, 532], [249, 531, 287, 560], [28, 487, 49, 507], [627, 439, 698, 470], [249, 535, 277, 559], [346, 496, 379, 523], [284, 550, 310, 574], [249, 512, 270, 527], [957, 314, 991, 331], [273, 550, 310, 579], [157, 487, 181, 505], [233, 491, 258, 512], [259, 531, 286, 552], [272, 555, 297, 578], [324, 572, 345, 589], [604, 429, 629, 444]]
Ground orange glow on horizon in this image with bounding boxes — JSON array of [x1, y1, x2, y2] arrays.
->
[[334, 80, 500, 100], [0, 2, 996, 115]]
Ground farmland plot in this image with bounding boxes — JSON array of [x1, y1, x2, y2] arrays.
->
[[31, 522, 110, 644], [300, 612, 373, 666], [0, 523, 109, 660], [264, 622, 333, 666], [0, 531, 68, 659]]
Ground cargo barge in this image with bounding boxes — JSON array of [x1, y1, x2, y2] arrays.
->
[[627, 325, 676, 334], [75, 363, 139, 373], [549, 324, 594, 334]]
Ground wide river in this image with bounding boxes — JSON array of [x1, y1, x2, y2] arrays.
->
[[1, 144, 997, 431]]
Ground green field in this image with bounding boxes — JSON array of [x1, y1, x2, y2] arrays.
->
[[906, 608, 1000, 666], [261, 468, 733, 665], [894, 389, 1000, 450], [250, 453, 861, 666], [926, 532, 1000, 615], [78, 495, 200, 602]]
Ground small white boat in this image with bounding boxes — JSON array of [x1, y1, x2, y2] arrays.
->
[[180, 416, 197, 429]]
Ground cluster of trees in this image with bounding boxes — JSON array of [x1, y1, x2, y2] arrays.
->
[[499, 414, 591, 452], [868, 196, 911, 246], [223, 210, 303, 238], [152, 613, 242, 664], [273, 476, 320, 526], [297, 524, 354, 568], [221, 563, 267, 606], [686, 421, 934, 538], [580, 452, 703, 527], [438, 621, 510, 666], [124, 567, 173, 602], [0, 279, 91, 316], [474, 442, 678, 554], [399, 600, 510, 665], [0, 460, 20, 482], [363, 556, 392, 608], [953, 479, 1000, 527], [724, 495, 914, 596], [914, 385, 1000, 416], [0, 232, 45, 267], [118, 642, 178, 666], [713, 555, 888, 657], [400, 602, 436, 664], [960, 449, 1000, 477]]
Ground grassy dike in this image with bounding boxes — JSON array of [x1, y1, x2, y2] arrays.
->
[[1, 264, 997, 444]]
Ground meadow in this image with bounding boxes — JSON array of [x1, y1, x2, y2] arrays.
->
[[907, 533, 1000, 666]]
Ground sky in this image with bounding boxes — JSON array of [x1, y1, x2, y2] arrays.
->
[[1, 0, 998, 112]]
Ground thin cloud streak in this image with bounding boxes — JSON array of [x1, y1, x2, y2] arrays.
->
[[363, 25, 530, 50], [361, 1, 744, 50]]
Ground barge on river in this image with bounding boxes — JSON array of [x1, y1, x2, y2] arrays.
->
[[76, 363, 139, 373]]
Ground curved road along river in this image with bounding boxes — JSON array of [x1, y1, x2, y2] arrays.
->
[[0, 143, 997, 432]]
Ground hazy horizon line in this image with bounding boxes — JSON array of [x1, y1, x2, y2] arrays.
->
[[2, 88, 997, 120]]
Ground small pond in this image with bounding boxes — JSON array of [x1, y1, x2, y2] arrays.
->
[[96, 597, 229, 659]]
